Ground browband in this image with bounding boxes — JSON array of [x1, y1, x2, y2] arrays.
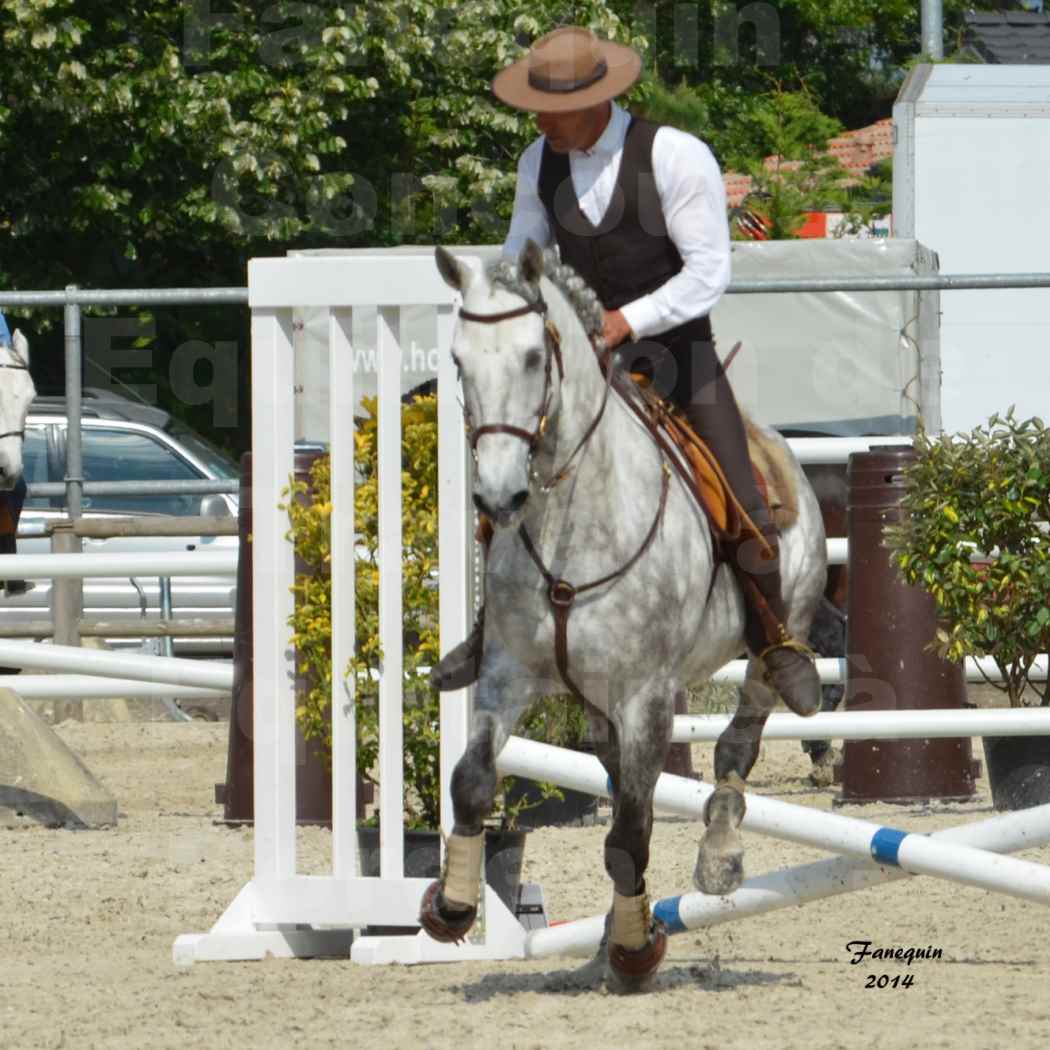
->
[[458, 300, 547, 325]]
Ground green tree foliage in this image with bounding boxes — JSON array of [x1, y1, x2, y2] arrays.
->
[[640, 0, 1007, 131], [0, 1, 640, 441], [0, 0, 1011, 446], [887, 413, 1050, 707], [641, 78, 860, 240]]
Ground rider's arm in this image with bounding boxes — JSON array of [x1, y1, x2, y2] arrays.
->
[[618, 128, 731, 341], [503, 138, 551, 260]]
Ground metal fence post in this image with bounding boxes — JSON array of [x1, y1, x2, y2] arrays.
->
[[64, 286, 83, 520], [50, 520, 84, 722]]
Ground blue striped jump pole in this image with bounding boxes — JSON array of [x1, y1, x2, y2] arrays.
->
[[495, 737, 1050, 959]]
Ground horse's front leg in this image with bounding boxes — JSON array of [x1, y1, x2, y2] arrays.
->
[[695, 667, 777, 896], [419, 652, 538, 943], [601, 686, 674, 992]]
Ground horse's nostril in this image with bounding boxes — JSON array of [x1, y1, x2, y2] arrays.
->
[[509, 490, 529, 512], [473, 492, 492, 518]]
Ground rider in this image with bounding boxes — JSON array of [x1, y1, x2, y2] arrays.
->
[[431, 27, 820, 714]]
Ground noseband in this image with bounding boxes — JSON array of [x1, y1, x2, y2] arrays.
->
[[0, 358, 30, 443]]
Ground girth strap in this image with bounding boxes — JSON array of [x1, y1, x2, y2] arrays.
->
[[518, 464, 671, 707]]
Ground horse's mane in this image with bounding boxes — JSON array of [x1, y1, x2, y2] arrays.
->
[[487, 250, 606, 352]]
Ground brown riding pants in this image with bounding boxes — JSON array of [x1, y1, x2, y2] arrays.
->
[[616, 316, 769, 527]]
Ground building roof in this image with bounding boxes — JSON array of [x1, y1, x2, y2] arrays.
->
[[964, 11, 1050, 64], [723, 119, 893, 208]]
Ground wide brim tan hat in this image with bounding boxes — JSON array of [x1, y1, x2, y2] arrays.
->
[[492, 27, 642, 113]]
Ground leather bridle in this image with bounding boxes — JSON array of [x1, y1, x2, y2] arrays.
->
[[455, 293, 670, 711], [458, 298, 563, 465], [0, 356, 30, 443], [457, 295, 616, 492]]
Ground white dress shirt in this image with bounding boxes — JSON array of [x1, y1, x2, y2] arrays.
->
[[503, 102, 731, 340]]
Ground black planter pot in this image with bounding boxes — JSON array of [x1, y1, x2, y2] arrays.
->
[[356, 825, 528, 936], [982, 734, 1050, 811], [504, 778, 599, 828]]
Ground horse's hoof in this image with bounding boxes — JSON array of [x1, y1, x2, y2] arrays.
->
[[606, 926, 668, 994], [694, 844, 744, 896], [808, 747, 842, 788], [695, 813, 745, 896], [418, 881, 477, 944]]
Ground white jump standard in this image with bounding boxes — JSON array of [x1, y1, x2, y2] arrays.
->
[[175, 250, 1050, 977]]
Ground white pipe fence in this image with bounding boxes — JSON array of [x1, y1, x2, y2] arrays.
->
[[711, 654, 1049, 687], [786, 436, 911, 463], [0, 550, 237, 578], [4, 677, 229, 701], [673, 706, 1050, 743], [0, 639, 233, 691]]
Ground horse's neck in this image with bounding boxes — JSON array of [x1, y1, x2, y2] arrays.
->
[[527, 287, 644, 533]]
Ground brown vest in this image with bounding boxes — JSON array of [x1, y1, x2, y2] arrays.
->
[[537, 117, 684, 311]]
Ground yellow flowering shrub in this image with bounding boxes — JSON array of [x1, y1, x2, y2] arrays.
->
[[284, 393, 443, 828]]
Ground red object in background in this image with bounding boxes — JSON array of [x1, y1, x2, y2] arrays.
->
[[795, 212, 828, 238]]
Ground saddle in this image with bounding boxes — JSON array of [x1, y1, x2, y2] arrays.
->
[[624, 372, 799, 542]]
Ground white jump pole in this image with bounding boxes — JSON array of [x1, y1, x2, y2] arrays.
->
[[4, 676, 229, 701], [787, 436, 912, 463], [0, 549, 237, 577], [497, 737, 1050, 907], [0, 639, 233, 690], [528, 801, 1050, 959], [711, 654, 1048, 685], [673, 707, 1050, 742]]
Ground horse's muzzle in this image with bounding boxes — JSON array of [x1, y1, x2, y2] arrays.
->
[[473, 489, 529, 528]]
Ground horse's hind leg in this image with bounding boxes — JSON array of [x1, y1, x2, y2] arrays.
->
[[694, 668, 777, 896], [601, 688, 674, 992], [419, 668, 534, 944]]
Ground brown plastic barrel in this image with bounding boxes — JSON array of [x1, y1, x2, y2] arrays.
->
[[841, 446, 978, 804], [219, 450, 363, 825]]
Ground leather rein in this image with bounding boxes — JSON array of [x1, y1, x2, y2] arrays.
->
[[0, 358, 30, 443], [456, 295, 670, 708]]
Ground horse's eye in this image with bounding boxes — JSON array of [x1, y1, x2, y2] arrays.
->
[[523, 348, 542, 371], [450, 352, 462, 373]]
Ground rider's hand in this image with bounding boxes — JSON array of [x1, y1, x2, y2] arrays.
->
[[601, 309, 634, 350]]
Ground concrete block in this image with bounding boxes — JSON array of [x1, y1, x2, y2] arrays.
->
[[0, 687, 117, 828]]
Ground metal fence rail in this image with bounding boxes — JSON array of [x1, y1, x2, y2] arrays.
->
[[5, 270, 1048, 510]]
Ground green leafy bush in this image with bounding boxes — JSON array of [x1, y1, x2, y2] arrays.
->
[[887, 412, 1050, 707]]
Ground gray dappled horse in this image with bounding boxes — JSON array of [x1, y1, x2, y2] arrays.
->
[[0, 329, 34, 489], [420, 243, 826, 991], [0, 329, 35, 599]]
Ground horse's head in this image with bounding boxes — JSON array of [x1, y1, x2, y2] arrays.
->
[[437, 240, 561, 529], [0, 330, 36, 490]]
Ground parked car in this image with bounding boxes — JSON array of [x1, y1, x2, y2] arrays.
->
[[0, 390, 241, 656]]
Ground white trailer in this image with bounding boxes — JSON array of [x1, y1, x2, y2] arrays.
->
[[894, 63, 1050, 433]]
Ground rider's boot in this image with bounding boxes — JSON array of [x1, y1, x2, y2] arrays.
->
[[726, 515, 821, 716], [429, 517, 492, 692], [679, 396, 819, 717]]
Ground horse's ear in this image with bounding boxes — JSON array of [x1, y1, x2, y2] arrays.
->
[[520, 239, 544, 286], [435, 246, 475, 293], [11, 330, 29, 366]]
